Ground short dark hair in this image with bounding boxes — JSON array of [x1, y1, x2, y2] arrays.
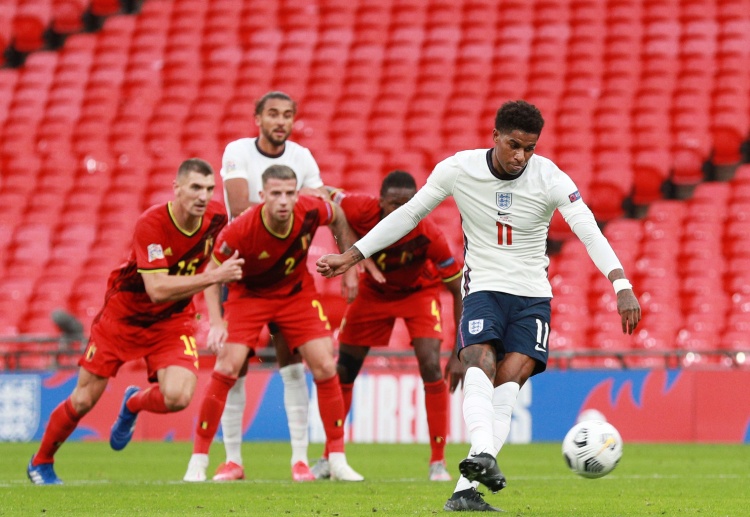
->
[[255, 91, 297, 116], [380, 170, 417, 196], [177, 158, 214, 178], [262, 164, 297, 185], [495, 100, 545, 135]]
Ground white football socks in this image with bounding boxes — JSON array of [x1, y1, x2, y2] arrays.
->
[[279, 362, 310, 466], [492, 381, 520, 453], [462, 367, 496, 458], [221, 375, 246, 466]]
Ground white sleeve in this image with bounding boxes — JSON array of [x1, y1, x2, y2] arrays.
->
[[221, 141, 249, 182], [559, 201, 623, 277], [300, 148, 324, 189], [355, 159, 454, 258]]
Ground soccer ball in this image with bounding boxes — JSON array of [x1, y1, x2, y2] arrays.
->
[[576, 408, 607, 424], [562, 420, 623, 479]]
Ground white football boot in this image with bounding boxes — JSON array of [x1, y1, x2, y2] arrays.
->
[[329, 452, 364, 482], [183, 454, 209, 482]]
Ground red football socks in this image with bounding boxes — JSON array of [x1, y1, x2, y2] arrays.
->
[[424, 378, 449, 463], [126, 386, 169, 414], [315, 374, 346, 454], [193, 371, 236, 454], [33, 398, 81, 465], [322, 381, 353, 458]]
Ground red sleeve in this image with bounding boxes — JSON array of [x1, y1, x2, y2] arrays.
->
[[134, 213, 170, 272], [423, 219, 462, 281], [305, 196, 335, 226], [338, 193, 380, 236]]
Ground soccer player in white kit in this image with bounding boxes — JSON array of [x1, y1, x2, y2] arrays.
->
[[215, 91, 358, 482], [317, 100, 641, 511]]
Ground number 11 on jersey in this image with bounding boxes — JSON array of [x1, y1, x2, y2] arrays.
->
[[497, 221, 513, 246]]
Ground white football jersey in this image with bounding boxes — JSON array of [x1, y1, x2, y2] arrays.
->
[[355, 149, 621, 298], [220, 137, 323, 209]]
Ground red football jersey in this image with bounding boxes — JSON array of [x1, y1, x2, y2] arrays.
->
[[338, 192, 462, 298], [214, 196, 335, 299], [96, 200, 227, 328]]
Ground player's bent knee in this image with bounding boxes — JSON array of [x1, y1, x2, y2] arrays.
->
[[214, 351, 246, 377], [72, 398, 96, 415], [70, 391, 98, 415], [418, 362, 443, 383], [163, 392, 192, 412], [308, 360, 337, 381]]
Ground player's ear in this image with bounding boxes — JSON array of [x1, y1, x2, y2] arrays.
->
[[492, 128, 500, 142]]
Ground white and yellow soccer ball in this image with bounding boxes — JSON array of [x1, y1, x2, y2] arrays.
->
[[562, 419, 623, 479]]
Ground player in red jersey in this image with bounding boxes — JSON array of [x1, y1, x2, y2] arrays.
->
[[310, 171, 465, 482], [184, 164, 364, 482], [27, 158, 245, 485]]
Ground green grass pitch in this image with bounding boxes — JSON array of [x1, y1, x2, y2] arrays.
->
[[3, 441, 749, 516]]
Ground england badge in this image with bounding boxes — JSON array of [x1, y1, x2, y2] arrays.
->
[[496, 192, 512, 210]]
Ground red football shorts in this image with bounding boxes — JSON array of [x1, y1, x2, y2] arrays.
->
[[223, 288, 332, 351], [79, 312, 199, 381], [338, 285, 444, 347]]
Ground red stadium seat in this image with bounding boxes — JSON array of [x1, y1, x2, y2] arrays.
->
[[90, 0, 123, 17], [711, 109, 748, 165], [11, 1, 52, 53]]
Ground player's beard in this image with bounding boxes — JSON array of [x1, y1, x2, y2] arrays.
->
[[263, 127, 290, 147]]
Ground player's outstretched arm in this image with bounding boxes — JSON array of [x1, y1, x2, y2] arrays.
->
[[316, 247, 365, 278], [607, 269, 641, 334], [142, 251, 244, 303]]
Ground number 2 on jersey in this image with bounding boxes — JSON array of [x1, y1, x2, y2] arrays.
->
[[496, 222, 513, 246]]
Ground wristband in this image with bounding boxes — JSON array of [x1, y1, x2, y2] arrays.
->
[[613, 278, 632, 294]]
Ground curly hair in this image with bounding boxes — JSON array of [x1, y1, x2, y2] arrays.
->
[[494, 100, 545, 135]]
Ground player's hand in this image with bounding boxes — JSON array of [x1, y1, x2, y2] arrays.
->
[[317, 249, 360, 278], [207, 322, 228, 354], [617, 289, 641, 334], [341, 267, 359, 303], [215, 250, 244, 283], [361, 257, 386, 284], [444, 353, 465, 394]]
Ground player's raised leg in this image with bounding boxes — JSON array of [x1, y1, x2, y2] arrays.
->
[[456, 362, 506, 493], [298, 337, 363, 481], [109, 346, 198, 451], [28, 368, 108, 485], [445, 342, 505, 509]]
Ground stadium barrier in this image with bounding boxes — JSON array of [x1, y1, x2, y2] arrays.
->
[[1, 334, 749, 445]]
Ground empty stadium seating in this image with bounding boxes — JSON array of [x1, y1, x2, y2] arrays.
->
[[1, 0, 749, 370]]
